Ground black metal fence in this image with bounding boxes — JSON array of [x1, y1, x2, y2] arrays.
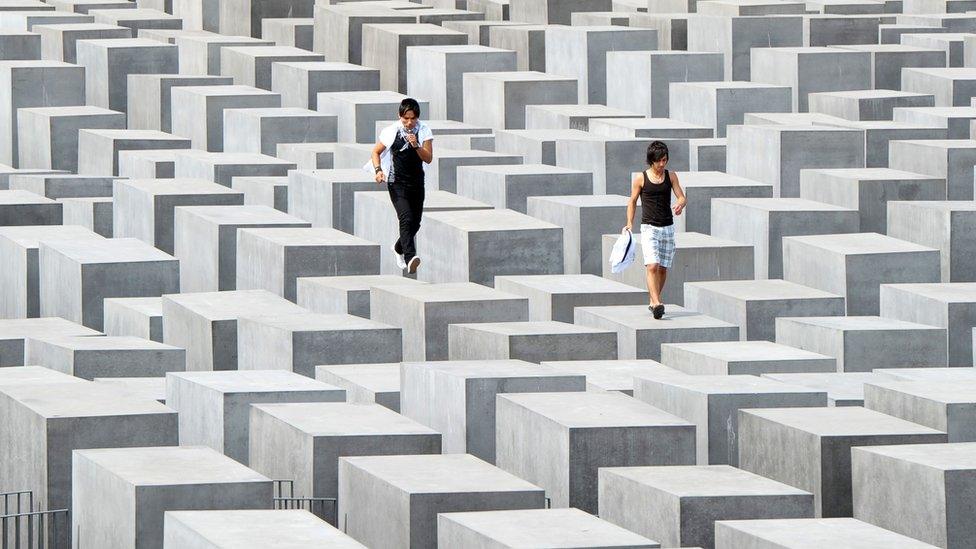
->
[[272, 480, 337, 525], [0, 492, 68, 549]]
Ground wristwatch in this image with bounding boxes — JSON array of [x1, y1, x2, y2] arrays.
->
[[374, 166, 382, 173]]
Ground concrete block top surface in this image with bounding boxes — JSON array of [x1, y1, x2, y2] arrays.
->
[[578, 304, 739, 330], [807, 167, 944, 181], [663, 341, 834, 362], [176, 204, 307, 225], [852, 441, 976, 470], [226, 107, 334, 119], [778, 315, 944, 332], [0, 60, 75, 70], [499, 391, 696, 428], [427, 208, 560, 232], [73, 446, 270, 485], [438, 508, 659, 547], [0, 225, 102, 248], [0, 366, 86, 387], [104, 296, 162, 315], [892, 139, 976, 151], [761, 372, 886, 403], [299, 275, 425, 292], [714, 197, 857, 212], [373, 282, 524, 303], [241, 312, 395, 332], [464, 71, 576, 83], [686, 279, 844, 301], [173, 85, 278, 98], [120, 178, 241, 196], [678, 171, 771, 188], [73, 36, 170, 49], [812, 89, 935, 100], [40, 237, 175, 263], [28, 334, 177, 351], [527, 194, 629, 208], [251, 402, 437, 436], [675, 232, 753, 249], [541, 359, 686, 392], [638, 373, 828, 396], [408, 44, 512, 55], [888, 200, 976, 212], [527, 103, 640, 117], [716, 518, 942, 548], [602, 464, 811, 497], [458, 163, 587, 176], [404, 359, 582, 380], [176, 151, 295, 166], [875, 367, 976, 382], [16, 105, 120, 117], [165, 510, 365, 548], [740, 406, 947, 437], [902, 67, 976, 78], [881, 282, 976, 302], [0, 317, 101, 340], [92, 377, 165, 402], [362, 22, 465, 35], [238, 227, 375, 247], [167, 369, 342, 394], [453, 320, 616, 337], [0, 190, 56, 205], [162, 289, 306, 320], [0, 381, 173, 417], [316, 90, 412, 105], [865, 380, 976, 404], [222, 45, 323, 57], [315, 363, 399, 394], [495, 274, 646, 295], [497, 129, 591, 140], [339, 453, 542, 494], [175, 33, 269, 45]]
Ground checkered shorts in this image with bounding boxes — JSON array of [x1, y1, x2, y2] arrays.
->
[[640, 224, 675, 268]]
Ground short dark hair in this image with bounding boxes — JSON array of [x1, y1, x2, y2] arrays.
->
[[646, 141, 669, 165], [399, 98, 421, 118]]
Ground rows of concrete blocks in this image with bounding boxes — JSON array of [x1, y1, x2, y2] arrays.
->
[[4, 355, 976, 548]]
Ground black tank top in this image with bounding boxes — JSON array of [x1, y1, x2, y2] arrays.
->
[[390, 132, 424, 184], [640, 169, 673, 227]]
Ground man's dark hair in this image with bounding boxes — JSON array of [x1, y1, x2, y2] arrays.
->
[[646, 140, 669, 165], [399, 98, 421, 118]]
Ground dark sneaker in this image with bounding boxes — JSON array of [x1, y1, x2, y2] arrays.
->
[[407, 256, 421, 274], [652, 304, 664, 319]]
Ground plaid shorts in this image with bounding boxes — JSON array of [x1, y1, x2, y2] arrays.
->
[[640, 224, 675, 268]]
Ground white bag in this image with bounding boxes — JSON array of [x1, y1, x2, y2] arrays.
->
[[609, 229, 636, 274]]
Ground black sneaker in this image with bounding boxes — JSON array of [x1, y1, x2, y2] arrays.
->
[[652, 304, 665, 319]]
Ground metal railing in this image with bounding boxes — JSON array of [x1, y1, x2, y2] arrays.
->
[[272, 480, 337, 525], [0, 492, 69, 549]]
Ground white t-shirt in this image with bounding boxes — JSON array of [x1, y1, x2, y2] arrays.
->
[[363, 121, 434, 182]]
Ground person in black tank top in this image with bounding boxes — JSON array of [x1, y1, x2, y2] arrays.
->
[[624, 141, 687, 319]]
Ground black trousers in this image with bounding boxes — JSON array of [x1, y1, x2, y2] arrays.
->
[[388, 180, 425, 262]]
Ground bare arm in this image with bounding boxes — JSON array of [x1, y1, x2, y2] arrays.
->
[[416, 138, 433, 163], [670, 171, 687, 215], [625, 174, 642, 231], [371, 141, 386, 184]]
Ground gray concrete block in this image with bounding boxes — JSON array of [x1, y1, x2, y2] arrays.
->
[[0, 225, 103, 319], [889, 139, 976, 200], [715, 518, 942, 548], [296, 275, 426, 318], [39, 237, 179, 330], [887, 201, 976, 282], [103, 296, 164, 343], [60, 196, 113, 237], [738, 406, 947, 517], [127, 74, 233, 133], [524, 103, 642, 132], [315, 363, 401, 411], [249, 402, 439, 505], [316, 90, 428, 144], [360, 23, 466, 93], [170, 85, 281, 152], [438, 508, 660, 549], [8, 174, 114, 199], [261, 17, 313, 49], [487, 24, 546, 71], [174, 150, 297, 187], [494, 274, 645, 322], [77, 129, 191, 176], [400, 358, 583, 460], [876, 366, 976, 381], [166, 369, 344, 463], [496, 391, 695, 513], [607, 52, 721, 120], [880, 283, 976, 366], [113, 178, 244, 255], [555, 135, 651, 195], [864, 382, 976, 441], [25, 335, 184, 380], [49, 0, 134, 14], [223, 107, 338, 156], [635, 374, 828, 466], [575, 304, 740, 361], [893, 105, 976, 139], [686, 15, 804, 81], [173, 34, 270, 78], [164, 510, 367, 548], [72, 446, 273, 549], [75, 38, 177, 113], [161, 289, 306, 371], [237, 311, 400, 376], [762, 371, 888, 406], [508, 0, 610, 24], [783, 233, 941, 315], [272, 61, 380, 110], [276, 143, 335, 170], [0, 12, 92, 32], [117, 149, 180, 179], [222, 46, 325, 89], [455, 163, 591, 213], [670, 171, 773, 234], [338, 454, 544, 549], [287, 169, 376, 233], [448, 320, 617, 362], [0, 317, 100, 367], [407, 45, 516, 121], [903, 67, 976, 107], [90, 7, 181, 33], [34, 22, 130, 63], [630, 12, 688, 49], [684, 279, 846, 342], [91, 377, 165, 403], [173, 205, 310, 292], [824, 119, 946, 169], [809, 89, 935, 121], [710, 197, 860, 278], [493, 128, 579, 166], [726, 125, 865, 198], [599, 465, 814, 548], [798, 168, 946, 234], [852, 442, 976, 549], [0, 382, 176, 526], [462, 71, 578, 130], [750, 47, 871, 112], [0, 60, 85, 167], [546, 26, 657, 105], [660, 340, 837, 376], [669, 81, 791, 139], [526, 194, 629, 275], [0, 29, 40, 60], [417, 209, 562, 286], [312, 4, 415, 64], [0, 189, 61, 226]]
